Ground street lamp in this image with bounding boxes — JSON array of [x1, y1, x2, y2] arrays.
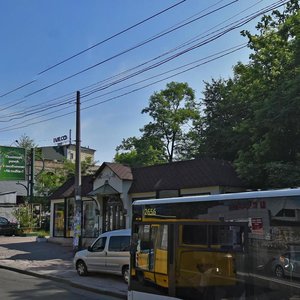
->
[[16, 181, 29, 197]]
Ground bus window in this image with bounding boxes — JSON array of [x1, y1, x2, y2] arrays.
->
[[182, 225, 208, 245]]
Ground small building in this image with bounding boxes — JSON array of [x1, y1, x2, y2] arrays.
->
[[49, 159, 246, 245], [38, 144, 96, 163]]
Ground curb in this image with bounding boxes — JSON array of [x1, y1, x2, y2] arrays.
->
[[0, 264, 126, 299]]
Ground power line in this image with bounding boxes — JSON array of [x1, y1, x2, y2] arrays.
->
[[0, 0, 290, 125], [0, 1, 186, 99], [0, 44, 247, 133], [0, 0, 287, 122], [0, 0, 241, 120], [0, 0, 238, 113], [22, 0, 240, 98]]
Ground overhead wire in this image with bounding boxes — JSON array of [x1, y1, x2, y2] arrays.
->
[[0, 0, 186, 99], [0, 44, 246, 125], [0, 0, 287, 123], [0, 0, 240, 117], [0, 44, 247, 133], [0, 0, 290, 127], [0, 0, 235, 113], [23, 0, 239, 98]]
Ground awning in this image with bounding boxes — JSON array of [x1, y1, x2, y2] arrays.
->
[[88, 181, 119, 196]]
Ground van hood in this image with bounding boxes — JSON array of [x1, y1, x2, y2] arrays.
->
[[74, 249, 89, 258]]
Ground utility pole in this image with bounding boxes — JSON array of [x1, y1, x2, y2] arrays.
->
[[30, 148, 35, 203], [73, 91, 82, 252]]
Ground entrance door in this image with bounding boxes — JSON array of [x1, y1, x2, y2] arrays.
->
[[103, 196, 125, 232]]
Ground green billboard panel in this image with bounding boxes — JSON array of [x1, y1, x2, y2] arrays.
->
[[0, 146, 26, 181]]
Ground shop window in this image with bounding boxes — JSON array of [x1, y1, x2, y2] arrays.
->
[[103, 196, 125, 232], [66, 198, 74, 237], [83, 200, 99, 238], [54, 203, 64, 237]]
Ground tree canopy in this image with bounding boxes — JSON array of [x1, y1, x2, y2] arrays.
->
[[115, 1, 300, 189], [115, 82, 200, 166], [200, 0, 300, 188]]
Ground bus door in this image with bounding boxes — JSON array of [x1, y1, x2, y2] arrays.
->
[[134, 223, 169, 288]]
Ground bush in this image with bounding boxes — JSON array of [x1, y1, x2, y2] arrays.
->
[[12, 203, 37, 230]]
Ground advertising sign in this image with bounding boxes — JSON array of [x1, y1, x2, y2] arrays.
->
[[251, 217, 263, 234], [53, 134, 68, 144], [0, 146, 26, 181]]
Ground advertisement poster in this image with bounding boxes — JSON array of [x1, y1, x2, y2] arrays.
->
[[0, 146, 26, 181], [251, 217, 263, 234]]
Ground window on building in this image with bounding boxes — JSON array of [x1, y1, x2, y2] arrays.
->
[[83, 200, 99, 238], [66, 198, 74, 237], [54, 203, 65, 237], [103, 196, 125, 232]]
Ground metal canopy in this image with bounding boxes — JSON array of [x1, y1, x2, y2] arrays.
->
[[88, 181, 119, 196]]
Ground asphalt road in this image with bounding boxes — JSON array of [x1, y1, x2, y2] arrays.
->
[[0, 268, 121, 300]]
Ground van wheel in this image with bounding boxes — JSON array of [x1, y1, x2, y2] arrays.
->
[[122, 266, 129, 283], [76, 260, 88, 276], [275, 265, 284, 278]]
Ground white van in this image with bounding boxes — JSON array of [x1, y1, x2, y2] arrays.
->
[[74, 229, 131, 282]]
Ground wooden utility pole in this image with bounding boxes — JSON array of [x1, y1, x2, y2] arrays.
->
[[29, 148, 35, 203], [73, 91, 82, 252]]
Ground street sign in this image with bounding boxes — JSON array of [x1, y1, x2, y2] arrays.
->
[[0, 146, 26, 181]]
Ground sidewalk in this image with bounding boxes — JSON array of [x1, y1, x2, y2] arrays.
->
[[0, 236, 127, 299]]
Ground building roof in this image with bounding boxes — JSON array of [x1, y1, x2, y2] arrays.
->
[[128, 159, 245, 194], [49, 175, 94, 200], [94, 162, 133, 180], [39, 144, 96, 161]]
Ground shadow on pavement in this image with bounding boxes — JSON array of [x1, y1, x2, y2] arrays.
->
[[0, 239, 73, 261]]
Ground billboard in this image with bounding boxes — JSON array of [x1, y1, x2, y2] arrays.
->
[[0, 146, 26, 181]]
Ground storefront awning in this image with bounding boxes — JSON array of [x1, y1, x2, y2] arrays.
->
[[88, 181, 119, 196]]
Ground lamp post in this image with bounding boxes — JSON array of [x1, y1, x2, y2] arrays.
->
[[16, 181, 29, 197]]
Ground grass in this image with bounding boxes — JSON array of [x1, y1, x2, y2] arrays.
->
[[18, 229, 49, 237]]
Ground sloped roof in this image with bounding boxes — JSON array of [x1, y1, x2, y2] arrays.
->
[[49, 175, 94, 200], [129, 159, 245, 194], [94, 162, 133, 180]]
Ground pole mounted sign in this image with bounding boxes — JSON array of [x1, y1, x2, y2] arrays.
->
[[0, 146, 26, 181]]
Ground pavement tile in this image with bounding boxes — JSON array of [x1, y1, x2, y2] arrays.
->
[[0, 236, 127, 299]]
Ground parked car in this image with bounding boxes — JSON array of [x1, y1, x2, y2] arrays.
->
[[272, 251, 300, 278], [0, 216, 18, 236], [74, 229, 131, 283]]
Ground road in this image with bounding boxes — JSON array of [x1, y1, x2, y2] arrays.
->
[[0, 268, 122, 300]]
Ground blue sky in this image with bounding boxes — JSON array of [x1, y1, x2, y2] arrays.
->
[[0, 0, 284, 163]]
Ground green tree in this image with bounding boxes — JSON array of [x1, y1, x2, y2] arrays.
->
[[115, 82, 200, 166], [35, 157, 96, 196], [17, 134, 37, 151], [199, 0, 300, 188], [115, 136, 165, 167], [12, 203, 37, 230], [234, 0, 300, 188]]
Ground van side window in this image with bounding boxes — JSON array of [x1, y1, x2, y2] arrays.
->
[[108, 236, 130, 252], [92, 237, 107, 252]]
